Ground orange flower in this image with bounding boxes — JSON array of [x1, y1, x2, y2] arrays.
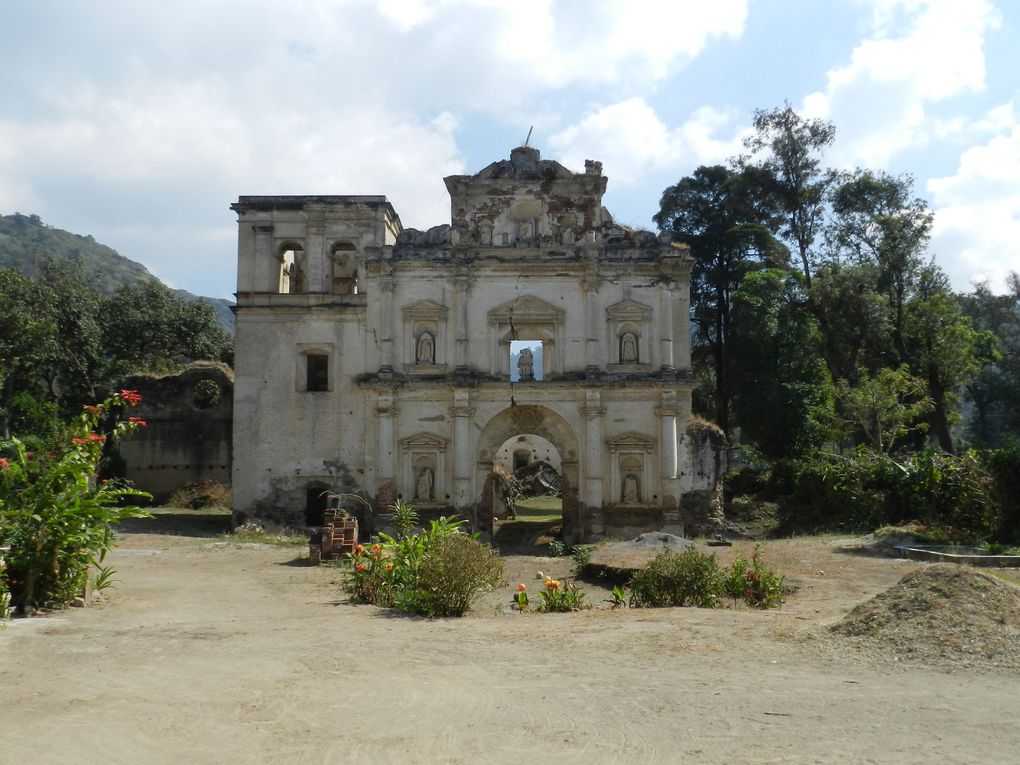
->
[[546, 580, 560, 590], [354, 544, 365, 554], [370, 544, 382, 555], [517, 583, 526, 592], [354, 563, 367, 572], [385, 563, 394, 572], [119, 389, 143, 406]]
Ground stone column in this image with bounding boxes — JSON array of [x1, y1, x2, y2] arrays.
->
[[675, 283, 691, 372], [253, 224, 275, 293], [659, 283, 676, 372], [582, 270, 600, 377], [656, 391, 680, 512], [376, 393, 396, 506], [379, 273, 395, 374], [580, 391, 605, 508], [305, 217, 326, 293], [450, 390, 473, 507], [454, 269, 470, 374]]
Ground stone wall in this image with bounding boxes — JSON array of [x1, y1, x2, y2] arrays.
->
[[118, 362, 233, 501]]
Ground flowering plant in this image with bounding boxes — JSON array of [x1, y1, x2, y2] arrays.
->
[[0, 390, 151, 611], [535, 574, 590, 612]]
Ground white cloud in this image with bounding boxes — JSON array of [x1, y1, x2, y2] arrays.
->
[[927, 103, 1020, 292], [549, 98, 746, 187], [803, 0, 1001, 167]]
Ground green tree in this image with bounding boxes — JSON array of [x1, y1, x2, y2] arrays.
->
[[959, 275, 1020, 447], [655, 165, 787, 433], [0, 269, 57, 438], [903, 269, 990, 453], [103, 280, 233, 377], [828, 170, 933, 364], [741, 103, 836, 290], [728, 269, 836, 460], [835, 365, 932, 454]]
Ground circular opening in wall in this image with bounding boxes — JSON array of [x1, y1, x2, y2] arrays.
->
[[192, 379, 221, 410]]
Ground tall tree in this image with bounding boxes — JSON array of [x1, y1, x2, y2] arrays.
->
[[959, 275, 1020, 447], [655, 165, 787, 433], [741, 103, 835, 290], [902, 268, 990, 453], [0, 269, 57, 438], [728, 269, 835, 460], [828, 170, 933, 364]]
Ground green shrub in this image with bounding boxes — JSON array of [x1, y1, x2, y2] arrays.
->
[[570, 543, 595, 573], [723, 546, 784, 608], [344, 515, 499, 617], [416, 533, 503, 617], [629, 548, 723, 608], [786, 447, 1000, 540]]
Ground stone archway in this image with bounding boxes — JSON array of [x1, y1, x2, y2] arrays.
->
[[474, 405, 581, 542]]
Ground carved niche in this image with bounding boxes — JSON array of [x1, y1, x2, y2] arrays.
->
[[606, 299, 653, 370], [401, 433, 447, 505], [402, 300, 448, 373], [606, 433, 655, 506]]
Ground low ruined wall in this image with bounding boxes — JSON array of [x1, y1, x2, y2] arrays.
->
[[118, 362, 233, 502]]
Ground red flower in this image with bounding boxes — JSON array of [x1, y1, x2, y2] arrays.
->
[[517, 583, 526, 592], [128, 417, 148, 427], [88, 433, 106, 443], [82, 405, 103, 413], [0, 457, 9, 470], [119, 389, 143, 407], [72, 437, 89, 445]]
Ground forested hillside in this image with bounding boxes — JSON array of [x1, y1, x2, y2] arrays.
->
[[0, 213, 234, 333]]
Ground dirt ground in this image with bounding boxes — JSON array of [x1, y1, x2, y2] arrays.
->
[[2, 515, 1019, 764]]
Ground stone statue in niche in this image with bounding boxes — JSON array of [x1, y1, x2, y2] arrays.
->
[[416, 467, 433, 500], [289, 260, 305, 294], [621, 332, 639, 363], [280, 262, 291, 294], [416, 331, 435, 364], [623, 473, 640, 504], [517, 347, 534, 380], [480, 225, 493, 246]]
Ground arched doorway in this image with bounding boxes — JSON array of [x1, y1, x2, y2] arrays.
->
[[474, 405, 580, 546]]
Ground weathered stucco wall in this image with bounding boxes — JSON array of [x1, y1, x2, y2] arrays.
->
[[231, 147, 699, 541]]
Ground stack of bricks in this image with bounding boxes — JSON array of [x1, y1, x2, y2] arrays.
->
[[309, 509, 359, 564]]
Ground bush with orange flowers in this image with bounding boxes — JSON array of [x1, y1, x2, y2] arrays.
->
[[0, 390, 150, 613]]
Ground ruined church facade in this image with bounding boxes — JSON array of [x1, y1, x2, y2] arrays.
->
[[231, 147, 712, 542]]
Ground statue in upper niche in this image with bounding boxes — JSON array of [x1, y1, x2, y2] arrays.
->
[[416, 467, 433, 501], [517, 347, 534, 380], [621, 332, 638, 363], [623, 473, 639, 504], [416, 331, 435, 364]]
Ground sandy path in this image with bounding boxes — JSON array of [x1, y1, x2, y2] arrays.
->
[[2, 532, 1018, 764]]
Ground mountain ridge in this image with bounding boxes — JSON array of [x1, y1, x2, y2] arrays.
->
[[0, 212, 234, 333]]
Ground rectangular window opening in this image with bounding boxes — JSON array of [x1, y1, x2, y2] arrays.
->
[[306, 353, 329, 392]]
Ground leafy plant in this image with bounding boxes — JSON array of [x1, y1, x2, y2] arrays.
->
[[0, 390, 151, 611], [514, 583, 529, 612], [535, 575, 590, 612], [392, 499, 419, 539], [548, 540, 566, 557], [629, 548, 723, 608], [724, 546, 784, 608], [345, 514, 499, 617], [416, 533, 503, 617], [570, 544, 595, 573], [608, 585, 627, 608]]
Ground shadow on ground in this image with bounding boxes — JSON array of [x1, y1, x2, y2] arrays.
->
[[116, 508, 233, 538]]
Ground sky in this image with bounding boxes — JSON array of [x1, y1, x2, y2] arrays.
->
[[1, 0, 1017, 301]]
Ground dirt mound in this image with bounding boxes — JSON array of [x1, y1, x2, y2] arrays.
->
[[833, 564, 1020, 669]]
